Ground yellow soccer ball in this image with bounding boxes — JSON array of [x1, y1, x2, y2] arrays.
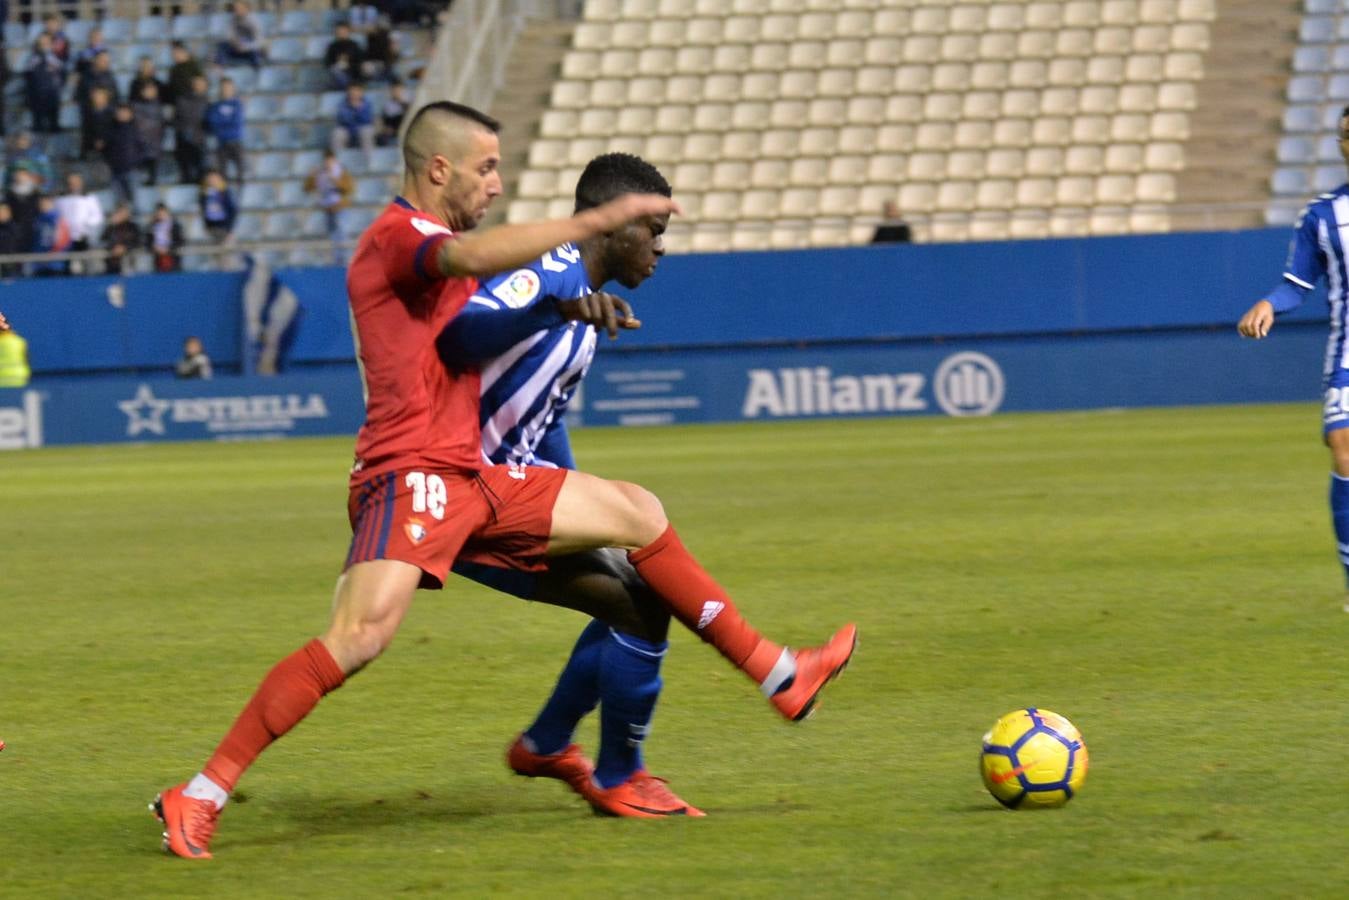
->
[[980, 708, 1088, 809]]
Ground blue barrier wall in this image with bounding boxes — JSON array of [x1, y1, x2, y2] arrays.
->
[[0, 227, 1333, 447]]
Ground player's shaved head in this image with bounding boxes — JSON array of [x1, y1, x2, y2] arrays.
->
[[401, 101, 501, 174]]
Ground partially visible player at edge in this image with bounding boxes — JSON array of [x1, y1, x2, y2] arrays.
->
[[1239, 104, 1349, 609], [444, 152, 698, 816], [151, 102, 856, 859]]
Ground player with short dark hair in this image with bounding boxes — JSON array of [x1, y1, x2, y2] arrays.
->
[[1239, 104, 1349, 608], [151, 103, 856, 858], [444, 152, 706, 816]]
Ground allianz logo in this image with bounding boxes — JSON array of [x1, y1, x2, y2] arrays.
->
[[742, 352, 1004, 419], [0, 390, 43, 450]]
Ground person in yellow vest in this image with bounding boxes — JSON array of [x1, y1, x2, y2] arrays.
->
[[0, 312, 31, 388]]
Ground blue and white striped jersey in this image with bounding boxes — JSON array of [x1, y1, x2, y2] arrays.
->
[[1270, 184, 1349, 378], [439, 243, 596, 469]]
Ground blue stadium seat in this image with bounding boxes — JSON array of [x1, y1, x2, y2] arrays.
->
[[1321, 103, 1347, 129], [291, 150, 324, 178], [1266, 205, 1299, 227], [1295, 46, 1330, 73], [1284, 105, 1320, 132], [319, 92, 345, 117], [369, 146, 401, 174], [1301, 16, 1334, 43], [1306, 0, 1338, 14], [1332, 45, 1349, 71], [264, 211, 302, 239], [240, 182, 274, 209], [3, 23, 25, 45], [296, 66, 331, 92], [301, 211, 329, 238], [243, 95, 281, 122], [1289, 75, 1327, 103], [304, 36, 330, 61], [101, 19, 134, 42], [254, 152, 292, 180], [1272, 167, 1311, 196], [171, 15, 209, 39], [234, 212, 264, 237], [1329, 73, 1349, 100], [243, 125, 271, 152], [134, 189, 161, 217], [278, 181, 308, 207], [58, 103, 80, 130], [268, 37, 307, 62], [64, 19, 94, 45], [184, 216, 207, 243], [135, 17, 170, 41], [1279, 136, 1316, 164], [1314, 163, 1346, 190], [268, 122, 307, 150], [281, 10, 319, 35], [338, 150, 369, 175], [280, 94, 318, 121], [1318, 135, 1344, 160], [355, 177, 391, 204], [166, 184, 199, 215], [259, 67, 292, 93], [207, 12, 233, 35], [222, 67, 259, 93], [1339, 17, 1349, 40], [255, 12, 278, 32]]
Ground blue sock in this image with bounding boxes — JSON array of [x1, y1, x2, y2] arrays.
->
[[1331, 473, 1349, 587], [524, 618, 607, 756], [594, 630, 668, 790]]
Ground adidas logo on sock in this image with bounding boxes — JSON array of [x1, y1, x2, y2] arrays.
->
[[697, 600, 725, 630]]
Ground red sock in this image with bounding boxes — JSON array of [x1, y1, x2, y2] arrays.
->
[[202, 638, 346, 793], [629, 525, 784, 685]]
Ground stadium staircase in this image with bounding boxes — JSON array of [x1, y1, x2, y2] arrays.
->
[[482, 18, 578, 230], [1176, 0, 1302, 231]]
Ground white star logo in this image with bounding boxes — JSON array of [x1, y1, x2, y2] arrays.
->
[[118, 384, 171, 436]]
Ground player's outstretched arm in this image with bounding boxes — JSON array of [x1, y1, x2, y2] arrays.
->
[[1237, 299, 1275, 339], [436, 194, 680, 279]]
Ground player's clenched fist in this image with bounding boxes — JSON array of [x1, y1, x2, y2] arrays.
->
[[1237, 299, 1275, 339], [557, 291, 641, 339], [580, 193, 681, 233]]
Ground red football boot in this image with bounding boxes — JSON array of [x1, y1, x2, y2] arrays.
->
[[151, 783, 219, 860], [506, 734, 595, 798], [584, 770, 706, 819], [770, 624, 858, 722]]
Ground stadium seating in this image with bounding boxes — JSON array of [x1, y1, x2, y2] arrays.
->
[[508, 0, 1216, 249], [1, 8, 430, 268], [1269, 0, 1349, 225]]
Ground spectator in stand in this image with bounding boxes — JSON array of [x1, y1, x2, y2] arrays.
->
[[5, 131, 54, 192], [102, 203, 142, 275], [207, 77, 246, 190], [199, 170, 237, 244], [81, 86, 115, 162], [323, 22, 364, 90], [375, 80, 408, 147], [132, 81, 167, 186], [24, 33, 66, 134], [304, 149, 352, 250], [215, 1, 266, 70], [175, 336, 213, 379], [147, 203, 184, 272], [0, 203, 20, 278], [73, 27, 108, 81], [40, 14, 70, 66], [330, 82, 375, 161], [104, 104, 145, 205], [870, 201, 913, 245], [4, 169, 41, 260], [362, 16, 400, 83], [174, 75, 210, 186], [166, 42, 204, 109], [76, 52, 119, 158], [31, 193, 71, 276], [54, 172, 104, 272], [128, 55, 167, 106], [0, 40, 10, 140]]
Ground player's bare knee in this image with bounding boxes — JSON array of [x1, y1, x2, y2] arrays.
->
[[615, 481, 667, 546]]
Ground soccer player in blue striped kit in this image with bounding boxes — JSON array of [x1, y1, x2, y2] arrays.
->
[[1239, 105, 1349, 609], [440, 153, 710, 817]]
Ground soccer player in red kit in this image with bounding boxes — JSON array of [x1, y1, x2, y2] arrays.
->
[[152, 102, 856, 858]]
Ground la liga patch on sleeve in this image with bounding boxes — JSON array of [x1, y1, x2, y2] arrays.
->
[[493, 269, 542, 308]]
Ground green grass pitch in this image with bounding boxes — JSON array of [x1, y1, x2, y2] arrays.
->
[[4, 405, 1349, 897]]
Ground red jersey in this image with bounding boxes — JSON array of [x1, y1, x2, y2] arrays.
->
[[347, 198, 484, 485]]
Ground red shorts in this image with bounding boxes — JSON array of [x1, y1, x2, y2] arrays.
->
[[345, 464, 569, 589]]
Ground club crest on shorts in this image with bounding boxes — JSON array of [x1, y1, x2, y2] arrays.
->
[[404, 517, 428, 543]]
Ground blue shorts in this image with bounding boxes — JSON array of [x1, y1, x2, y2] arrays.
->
[[1325, 369, 1349, 436], [452, 559, 538, 600]]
